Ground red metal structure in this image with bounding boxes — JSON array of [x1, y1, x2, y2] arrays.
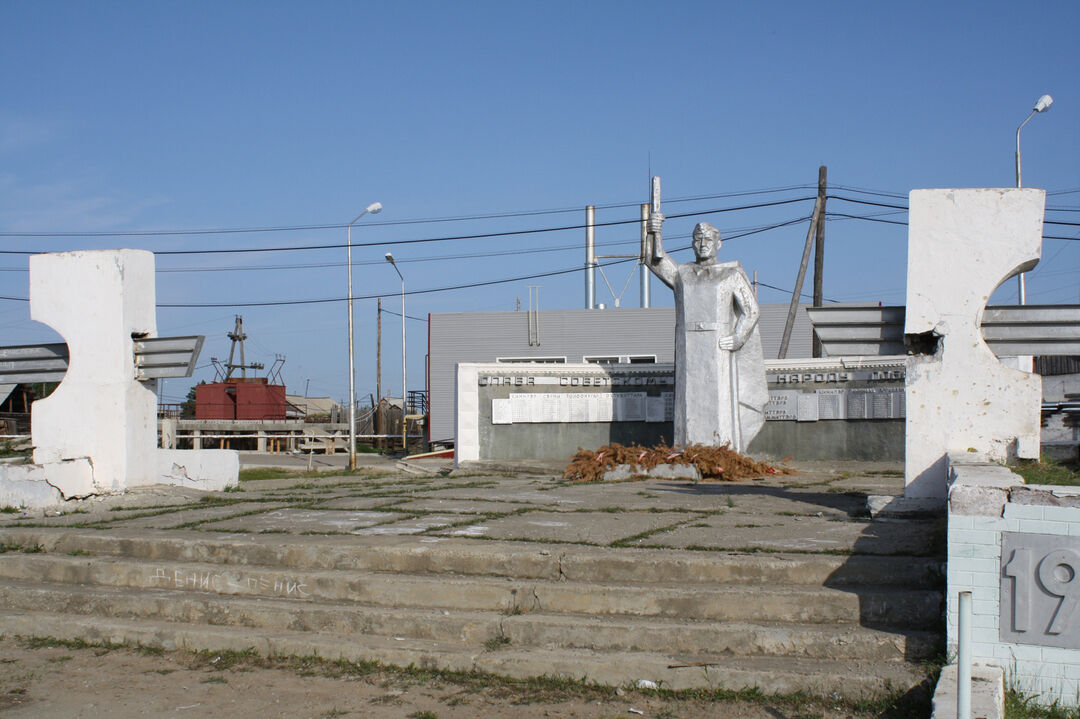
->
[[194, 316, 287, 421], [195, 378, 286, 420]]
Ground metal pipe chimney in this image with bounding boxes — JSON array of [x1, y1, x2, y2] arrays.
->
[[585, 205, 597, 309], [639, 203, 651, 308]]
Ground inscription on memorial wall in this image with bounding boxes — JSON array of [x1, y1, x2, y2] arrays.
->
[[769, 369, 905, 384]]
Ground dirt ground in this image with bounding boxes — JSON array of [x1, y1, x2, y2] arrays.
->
[[0, 636, 896, 719]]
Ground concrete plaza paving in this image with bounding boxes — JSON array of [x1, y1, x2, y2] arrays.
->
[[0, 457, 929, 558]]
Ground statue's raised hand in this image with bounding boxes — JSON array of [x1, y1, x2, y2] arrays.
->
[[647, 212, 664, 236], [718, 335, 736, 351]]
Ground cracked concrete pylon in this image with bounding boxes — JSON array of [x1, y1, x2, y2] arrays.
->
[[904, 189, 1044, 498]]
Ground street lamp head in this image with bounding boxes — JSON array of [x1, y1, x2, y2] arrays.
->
[[385, 252, 395, 264], [366, 202, 383, 215], [1034, 94, 1053, 113]]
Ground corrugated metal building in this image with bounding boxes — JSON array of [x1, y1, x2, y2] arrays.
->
[[428, 304, 814, 443], [195, 380, 287, 421]]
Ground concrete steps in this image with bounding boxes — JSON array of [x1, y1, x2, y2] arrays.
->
[[0, 610, 924, 695], [0, 580, 939, 661], [0, 527, 942, 697]]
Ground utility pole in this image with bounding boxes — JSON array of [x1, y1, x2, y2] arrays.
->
[[812, 166, 827, 358], [376, 298, 382, 402], [376, 299, 382, 449], [778, 166, 827, 359]]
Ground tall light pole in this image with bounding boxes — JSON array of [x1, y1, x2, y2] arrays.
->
[[347, 201, 382, 470], [385, 252, 406, 453], [1015, 94, 1053, 304]]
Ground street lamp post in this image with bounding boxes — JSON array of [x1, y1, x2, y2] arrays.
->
[[347, 201, 382, 470], [385, 253, 406, 453], [1015, 94, 1053, 305]]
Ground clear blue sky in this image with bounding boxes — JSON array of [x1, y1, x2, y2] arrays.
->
[[1, 1, 1077, 405]]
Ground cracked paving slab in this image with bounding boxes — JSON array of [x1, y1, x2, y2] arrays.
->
[[436, 510, 697, 545], [201, 508, 406, 534]]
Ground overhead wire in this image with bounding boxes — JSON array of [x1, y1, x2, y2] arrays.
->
[[0, 196, 817, 256], [151, 214, 812, 308], [0, 185, 818, 239]]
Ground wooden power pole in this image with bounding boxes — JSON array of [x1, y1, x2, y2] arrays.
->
[[778, 165, 827, 359], [812, 166, 827, 357], [376, 298, 382, 447]]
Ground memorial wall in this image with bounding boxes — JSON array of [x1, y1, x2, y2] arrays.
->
[[455, 358, 906, 462], [750, 357, 906, 461]]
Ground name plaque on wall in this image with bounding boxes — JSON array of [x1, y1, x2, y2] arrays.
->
[[1002, 532, 1080, 649], [765, 388, 905, 422]]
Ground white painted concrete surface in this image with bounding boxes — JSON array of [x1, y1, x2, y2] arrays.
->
[[0, 249, 238, 508], [904, 188, 1045, 498], [30, 250, 159, 494], [155, 450, 239, 491]]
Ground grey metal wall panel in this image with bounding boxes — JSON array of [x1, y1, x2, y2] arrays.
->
[[757, 304, 813, 360], [428, 305, 813, 442]]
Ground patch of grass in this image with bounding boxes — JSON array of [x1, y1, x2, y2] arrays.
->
[[68, 549, 90, 556], [192, 647, 260, 671], [408, 711, 438, 719], [482, 634, 511, 651], [826, 488, 868, 497], [20, 636, 122, 653], [1006, 689, 1080, 718], [239, 467, 392, 483], [0, 505, 22, 514], [238, 467, 296, 482], [200, 675, 228, 684], [1013, 458, 1080, 487], [46, 655, 72, 663], [0, 441, 31, 460], [866, 469, 904, 477]]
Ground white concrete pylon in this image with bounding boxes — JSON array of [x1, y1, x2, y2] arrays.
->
[[904, 188, 1045, 498]]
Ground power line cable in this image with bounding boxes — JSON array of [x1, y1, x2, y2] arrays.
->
[[0, 197, 817, 256], [0, 186, 818, 239], [147, 214, 810, 308], [379, 308, 428, 323], [754, 280, 838, 303]]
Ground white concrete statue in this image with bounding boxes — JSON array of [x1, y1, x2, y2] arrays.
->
[[646, 180, 768, 450]]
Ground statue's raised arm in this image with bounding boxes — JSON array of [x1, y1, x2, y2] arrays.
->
[[646, 177, 677, 288]]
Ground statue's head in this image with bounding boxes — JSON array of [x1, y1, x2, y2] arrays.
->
[[691, 222, 720, 262]]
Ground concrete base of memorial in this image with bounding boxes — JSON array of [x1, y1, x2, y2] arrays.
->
[[0, 449, 238, 510], [946, 451, 1080, 706]]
